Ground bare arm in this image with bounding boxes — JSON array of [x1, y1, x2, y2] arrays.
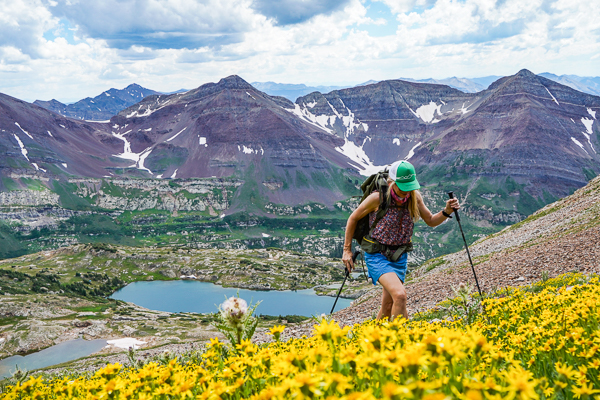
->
[[342, 192, 380, 271], [417, 191, 460, 227]]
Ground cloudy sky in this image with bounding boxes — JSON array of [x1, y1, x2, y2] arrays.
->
[[1, 0, 598, 102]]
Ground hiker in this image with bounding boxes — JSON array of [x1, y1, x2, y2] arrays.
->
[[342, 160, 460, 320]]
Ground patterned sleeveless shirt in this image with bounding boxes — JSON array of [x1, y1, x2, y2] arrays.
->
[[369, 199, 414, 246]]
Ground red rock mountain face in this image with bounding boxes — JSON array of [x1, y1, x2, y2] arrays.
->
[[0, 92, 127, 178], [295, 69, 600, 197], [108, 75, 353, 205]]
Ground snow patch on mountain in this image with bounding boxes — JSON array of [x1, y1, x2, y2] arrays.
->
[[571, 137, 588, 154], [545, 87, 559, 105], [415, 102, 442, 123], [287, 100, 368, 137], [31, 163, 46, 172], [13, 134, 29, 161], [15, 122, 33, 139], [460, 102, 472, 114], [582, 118, 594, 134], [199, 137, 207, 147], [581, 117, 596, 153], [335, 138, 385, 176], [137, 148, 153, 174], [286, 104, 334, 134], [404, 142, 422, 160], [127, 100, 171, 118], [588, 108, 597, 119], [238, 145, 264, 155], [111, 129, 154, 172], [167, 127, 187, 142], [47, 131, 53, 137]]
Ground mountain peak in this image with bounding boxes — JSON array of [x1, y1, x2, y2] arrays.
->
[[217, 75, 254, 90], [516, 69, 536, 78]]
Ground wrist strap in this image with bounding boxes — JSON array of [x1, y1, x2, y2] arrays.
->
[[442, 210, 453, 218]]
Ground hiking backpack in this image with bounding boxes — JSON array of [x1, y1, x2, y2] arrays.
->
[[351, 169, 390, 246]]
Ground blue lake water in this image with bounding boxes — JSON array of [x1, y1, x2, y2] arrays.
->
[[0, 339, 107, 379], [110, 280, 352, 316]]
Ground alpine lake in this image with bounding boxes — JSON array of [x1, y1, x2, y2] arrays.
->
[[0, 281, 352, 379]]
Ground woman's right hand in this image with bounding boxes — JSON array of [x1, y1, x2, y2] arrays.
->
[[342, 248, 354, 273]]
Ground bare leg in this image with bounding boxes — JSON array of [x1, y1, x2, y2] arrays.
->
[[378, 287, 393, 320], [377, 272, 407, 320]]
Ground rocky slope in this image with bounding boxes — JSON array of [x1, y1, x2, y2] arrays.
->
[[33, 84, 161, 121]]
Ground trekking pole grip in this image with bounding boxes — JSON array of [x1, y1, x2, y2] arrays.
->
[[447, 191, 460, 222]]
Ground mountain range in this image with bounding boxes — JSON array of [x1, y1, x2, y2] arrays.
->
[[3, 70, 599, 203], [538, 73, 600, 97], [251, 82, 346, 103], [33, 84, 162, 121]]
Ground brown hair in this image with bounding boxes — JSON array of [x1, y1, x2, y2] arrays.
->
[[387, 180, 421, 223]]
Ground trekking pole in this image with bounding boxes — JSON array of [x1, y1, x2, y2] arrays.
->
[[331, 250, 360, 314], [447, 192, 483, 297]]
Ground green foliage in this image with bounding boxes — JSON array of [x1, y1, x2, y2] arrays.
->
[[516, 188, 543, 216], [20, 178, 45, 191], [295, 170, 310, 188], [504, 176, 520, 193], [423, 257, 447, 272], [258, 314, 310, 324], [310, 171, 333, 189], [582, 167, 597, 181], [1, 177, 19, 191], [52, 180, 95, 210], [0, 268, 125, 297], [90, 243, 117, 253], [0, 222, 28, 259], [62, 214, 123, 238]]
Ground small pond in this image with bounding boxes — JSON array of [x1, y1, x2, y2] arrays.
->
[[0, 339, 107, 379], [110, 280, 352, 316]]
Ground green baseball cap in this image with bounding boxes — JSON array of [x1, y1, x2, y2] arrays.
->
[[389, 160, 420, 191]]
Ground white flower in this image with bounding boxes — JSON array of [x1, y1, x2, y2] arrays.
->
[[220, 297, 249, 321]]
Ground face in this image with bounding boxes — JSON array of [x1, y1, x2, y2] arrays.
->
[[391, 182, 409, 197]]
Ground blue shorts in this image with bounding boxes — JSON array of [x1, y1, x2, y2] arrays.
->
[[365, 251, 408, 285]]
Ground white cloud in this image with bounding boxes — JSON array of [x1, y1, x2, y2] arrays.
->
[[0, 0, 598, 103], [46, 0, 263, 49], [0, 0, 58, 57]]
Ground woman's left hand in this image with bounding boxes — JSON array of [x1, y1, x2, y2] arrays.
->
[[445, 198, 460, 214]]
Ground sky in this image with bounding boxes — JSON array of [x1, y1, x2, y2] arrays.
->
[[1, 0, 599, 103]]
